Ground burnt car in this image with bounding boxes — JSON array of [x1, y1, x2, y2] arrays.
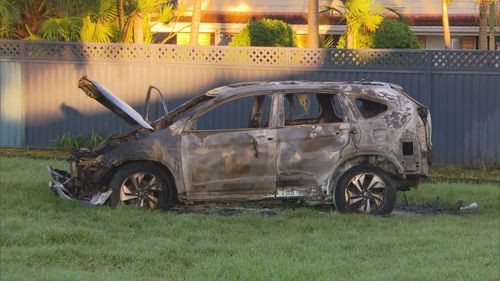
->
[[49, 76, 432, 215]]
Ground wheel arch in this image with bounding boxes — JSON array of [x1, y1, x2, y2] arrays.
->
[[327, 152, 404, 194], [103, 159, 179, 201]]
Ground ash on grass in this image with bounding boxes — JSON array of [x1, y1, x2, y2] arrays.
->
[[169, 200, 456, 217], [169, 198, 335, 216]]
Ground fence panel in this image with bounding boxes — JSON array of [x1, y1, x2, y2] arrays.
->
[[0, 61, 24, 147], [1, 40, 499, 165]]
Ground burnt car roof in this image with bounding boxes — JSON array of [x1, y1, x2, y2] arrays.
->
[[205, 80, 403, 98], [159, 80, 407, 130]]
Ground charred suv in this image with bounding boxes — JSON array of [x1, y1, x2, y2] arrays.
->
[[49, 76, 432, 215]]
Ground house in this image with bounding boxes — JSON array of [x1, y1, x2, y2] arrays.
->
[[151, 0, 499, 49]]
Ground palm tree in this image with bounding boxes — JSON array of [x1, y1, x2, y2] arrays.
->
[[327, 0, 384, 49], [479, 0, 489, 49], [308, 0, 319, 48], [189, 0, 202, 45], [0, 0, 48, 40], [442, 0, 452, 49], [122, 0, 174, 44], [488, 0, 496, 50]]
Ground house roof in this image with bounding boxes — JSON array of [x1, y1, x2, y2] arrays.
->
[[177, 12, 480, 27]]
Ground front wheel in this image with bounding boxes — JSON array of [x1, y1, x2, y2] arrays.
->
[[334, 165, 396, 215], [109, 162, 174, 210]]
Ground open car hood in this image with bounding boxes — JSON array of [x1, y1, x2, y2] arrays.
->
[[78, 76, 154, 130]]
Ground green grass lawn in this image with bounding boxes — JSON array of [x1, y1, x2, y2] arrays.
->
[[1, 157, 499, 281]]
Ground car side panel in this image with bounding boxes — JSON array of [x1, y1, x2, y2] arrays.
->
[[276, 123, 351, 197]]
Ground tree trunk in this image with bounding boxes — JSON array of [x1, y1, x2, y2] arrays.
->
[[133, 12, 143, 44], [119, 0, 125, 38], [190, 0, 202, 45], [346, 28, 355, 49], [488, 1, 496, 50], [479, 0, 488, 50], [307, 0, 319, 48], [442, 0, 451, 49]]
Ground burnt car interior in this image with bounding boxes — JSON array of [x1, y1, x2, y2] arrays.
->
[[354, 98, 389, 118], [284, 93, 345, 125], [193, 94, 272, 131]]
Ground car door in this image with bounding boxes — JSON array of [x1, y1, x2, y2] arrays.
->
[[275, 91, 352, 196], [181, 93, 277, 200]]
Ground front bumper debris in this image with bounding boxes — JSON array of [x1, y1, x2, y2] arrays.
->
[[47, 166, 112, 205]]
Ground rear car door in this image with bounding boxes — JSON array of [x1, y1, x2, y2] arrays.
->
[[181, 93, 277, 200], [275, 91, 351, 196]]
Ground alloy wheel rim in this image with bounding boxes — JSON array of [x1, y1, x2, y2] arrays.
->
[[344, 173, 386, 213], [119, 172, 162, 209]]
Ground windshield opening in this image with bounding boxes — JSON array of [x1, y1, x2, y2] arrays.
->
[[153, 94, 214, 129]]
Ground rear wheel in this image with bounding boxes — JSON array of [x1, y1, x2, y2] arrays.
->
[[334, 165, 396, 215], [109, 162, 174, 210]]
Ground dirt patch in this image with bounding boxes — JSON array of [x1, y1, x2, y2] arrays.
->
[[171, 205, 281, 216], [170, 200, 335, 216], [393, 205, 450, 215], [170, 200, 464, 216]]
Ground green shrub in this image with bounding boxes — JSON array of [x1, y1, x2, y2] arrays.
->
[[373, 18, 420, 49], [336, 33, 374, 49], [51, 129, 109, 150], [229, 18, 297, 47]]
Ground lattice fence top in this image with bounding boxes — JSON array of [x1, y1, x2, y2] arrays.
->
[[1, 40, 499, 71]]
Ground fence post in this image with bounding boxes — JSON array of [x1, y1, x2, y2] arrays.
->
[[426, 50, 433, 108], [286, 48, 292, 80]]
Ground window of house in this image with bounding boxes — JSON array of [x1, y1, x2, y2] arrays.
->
[[176, 32, 214, 46], [354, 98, 388, 118], [195, 95, 272, 130], [284, 93, 344, 126]]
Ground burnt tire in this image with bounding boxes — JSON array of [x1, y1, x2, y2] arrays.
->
[[334, 165, 396, 215], [109, 162, 174, 210]]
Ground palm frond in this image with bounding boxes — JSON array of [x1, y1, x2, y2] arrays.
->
[[40, 16, 81, 41], [319, 34, 335, 48], [385, 7, 408, 22], [88, 0, 117, 22], [0, 0, 21, 38], [80, 15, 116, 42], [22, 24, 43, 40], [319, 0, 335, 13], [136, 0, 165, 14], [40, 17, 60, 40], [158, 4, 174, 23]]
